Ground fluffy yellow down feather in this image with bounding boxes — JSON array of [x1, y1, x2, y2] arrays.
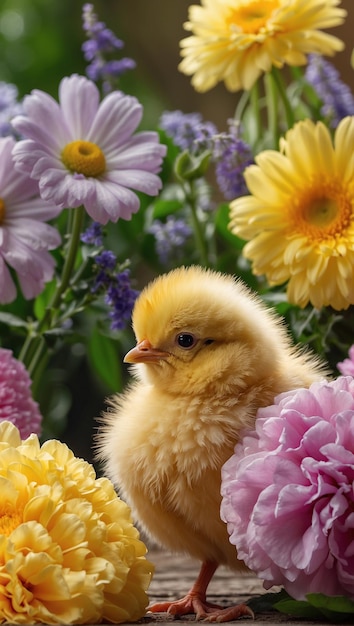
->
[[97, 266, 329, 621]]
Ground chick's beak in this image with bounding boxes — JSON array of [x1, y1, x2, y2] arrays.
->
[[124, 339, 170, 364]]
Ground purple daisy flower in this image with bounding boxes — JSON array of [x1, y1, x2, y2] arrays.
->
[[11, 74, 167, 225], [0, 136, 60, 303]]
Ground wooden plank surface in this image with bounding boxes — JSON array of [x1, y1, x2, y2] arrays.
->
[[143, 549, 349, 625]]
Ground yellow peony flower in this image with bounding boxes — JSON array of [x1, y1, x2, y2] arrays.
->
[[179, 0, 346, 92], [0, 421, 153, 624], [229, 116, 354, 310]]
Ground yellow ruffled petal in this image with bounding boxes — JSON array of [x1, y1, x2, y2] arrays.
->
[[0, 423, 153, 624], [229, 115, 354, 310], [179, 0, 345, 92]]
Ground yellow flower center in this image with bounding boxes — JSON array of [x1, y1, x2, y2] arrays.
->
[[0, 198, 5, 225], [61, 140, 106, 177], [0, 506, 22, 536], [290, 178, 353, 244], [227, 0, 280, 34]]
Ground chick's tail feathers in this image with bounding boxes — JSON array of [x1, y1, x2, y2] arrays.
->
[[148, 560, 254, 622]]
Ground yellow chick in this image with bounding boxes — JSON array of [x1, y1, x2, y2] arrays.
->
[[97, 266, 328, 622]]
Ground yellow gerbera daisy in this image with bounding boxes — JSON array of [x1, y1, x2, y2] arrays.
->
[[0, 421, 153, 624], [229, 116, 354, 310], [179, 0, 346, 92]]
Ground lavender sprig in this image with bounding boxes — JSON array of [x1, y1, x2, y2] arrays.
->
[[305, 54, 354, 127], [82, 3, 136, 92]]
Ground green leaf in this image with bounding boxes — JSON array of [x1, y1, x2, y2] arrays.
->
[[0, 312, 30, 328], [215, 203, 246, 248], [307, 593, 354, 615], [152, 199, 184, 220], [87, 326, 123, 392], [274, 597, 321, 619], [247, 590, 288, 613], [34, 280, 56, 320], [175, 149, 211, 181], [274, 591, 354, 622]]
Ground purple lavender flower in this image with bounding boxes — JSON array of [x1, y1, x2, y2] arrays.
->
[[0, 82, 22, 137], [91, 250, 137, 330], [95, 250, 117, 271], [82, 3, 136, 92], [305, 54, 354, 127], [81, 221, 104, 246], [211, 120, 253, 200], [92, 250, 118, 292], [159, 110, 217, 153], [105, 270, 139, 330], [148, 216, 192, 264]]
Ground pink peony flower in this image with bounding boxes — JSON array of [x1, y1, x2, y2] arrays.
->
[[221, 376, 354, 601], [0, 348, 42, 438], [11, 74, 167, 224], [337, 345, 354, 376], [0, 136, 61, 303]]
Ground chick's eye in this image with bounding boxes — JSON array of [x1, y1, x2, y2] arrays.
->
[[176, 333, 196, 349]]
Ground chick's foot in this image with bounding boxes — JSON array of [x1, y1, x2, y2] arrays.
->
[[202, 604, 254, 622], [148, 594, 223, 620], [148, 561, 253, 621], [148, 560, 220, 620], [148, 596, 253, 622]]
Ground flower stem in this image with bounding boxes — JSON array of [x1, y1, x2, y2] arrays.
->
[[185, 181, 210, 267], [19, 205, 85, 377], [250, 81, 262, 140], [50, 206, 85, 314], [270, 67, 295, 130], [234, 90, 251, 122], [265, 72, 280, 149]]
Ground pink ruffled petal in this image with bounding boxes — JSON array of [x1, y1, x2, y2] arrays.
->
[[221, 376, 354, 601]]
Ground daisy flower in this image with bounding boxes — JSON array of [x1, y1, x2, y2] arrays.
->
[[0, 136, 60, 304], [179, 0, 346, 93], [11, 74, 167, 225], [229, 116, 354, 310]]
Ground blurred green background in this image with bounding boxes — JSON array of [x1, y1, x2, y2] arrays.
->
[[0, 0, 353, 466]]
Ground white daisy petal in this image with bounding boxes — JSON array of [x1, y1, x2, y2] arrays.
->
[[0, 255, 16, 304], [85, 179, 140, 223], [12, 74, 167, 223], [59, 74, 100, 138], [0, 136, 60, 303], [12, 91, 70, 151], [105, 169, 163, 196], [88, 93, 143, 149]]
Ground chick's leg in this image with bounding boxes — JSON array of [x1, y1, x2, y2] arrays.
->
[[148, 560, 253, 622]]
